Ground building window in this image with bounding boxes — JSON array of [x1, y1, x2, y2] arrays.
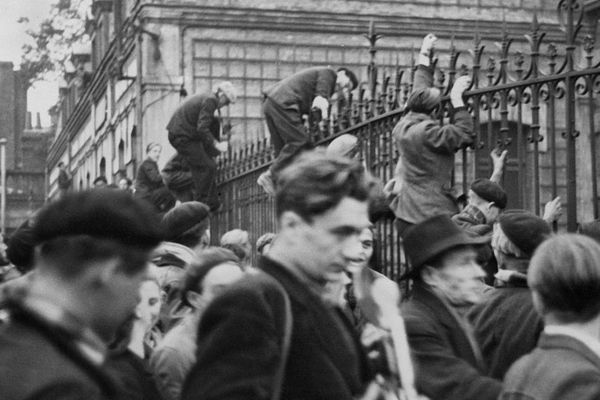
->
[[99, 157, 106, 178]]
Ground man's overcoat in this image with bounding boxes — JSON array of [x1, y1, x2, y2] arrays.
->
[[182, 256, 372, 400], [402, 282, 502, 400]]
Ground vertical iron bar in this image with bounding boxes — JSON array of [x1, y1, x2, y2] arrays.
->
[[564, 0, 578, 231], [589, 75, 599, 219], [531, 85, 542, 216]]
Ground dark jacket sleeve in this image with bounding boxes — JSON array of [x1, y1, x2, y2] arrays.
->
[[196, 98, 220, 152], [404, 312, 502, 400], [315, 68, 337, 99], [413, 64, 434, 92], [181, 283, 282, 400], [423, 108, 474, 153]]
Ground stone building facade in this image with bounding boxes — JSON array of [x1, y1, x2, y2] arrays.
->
[[47, 0, 566, 197]]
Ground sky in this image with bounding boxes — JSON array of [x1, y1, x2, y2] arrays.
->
[[0, 0, 58, 127]]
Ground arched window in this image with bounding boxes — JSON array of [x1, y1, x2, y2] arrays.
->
[[99, 157, 106, 178], [130, 126, 138, 172], [118, 139, 125, 171]]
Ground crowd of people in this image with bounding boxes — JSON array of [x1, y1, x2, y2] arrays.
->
[[2, 32, 600, 400]]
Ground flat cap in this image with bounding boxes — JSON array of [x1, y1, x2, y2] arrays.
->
[[162, 201, 210, 241], [499, 210, 551, 256], [471, 178, 507, 209], [34, 189, 163, 249]]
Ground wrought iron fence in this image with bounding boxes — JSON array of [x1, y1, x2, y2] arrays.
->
[[212, 0, 600, 280]]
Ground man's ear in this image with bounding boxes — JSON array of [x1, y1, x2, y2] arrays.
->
[[90, 257, 121, 289], [421, 265, 440, 287], [531, 291, 546, 316], [279, 210, 305, 231]]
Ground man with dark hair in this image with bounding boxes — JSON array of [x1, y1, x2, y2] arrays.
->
[[183, 151, 376, 400], [0, 189, 162, 400], [401, 214, 502, 400], [153, 201, 211, 331], [257, 66, 359, 195], [151, 247, 243, 400], [388, 33, 475, 235], [167, 82, 236, 210], [501, 234, 600, 399]]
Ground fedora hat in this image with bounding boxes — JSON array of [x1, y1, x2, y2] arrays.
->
[[403, 214, 489, 275]]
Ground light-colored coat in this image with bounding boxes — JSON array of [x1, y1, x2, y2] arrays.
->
[[391, 65, 474, 223]]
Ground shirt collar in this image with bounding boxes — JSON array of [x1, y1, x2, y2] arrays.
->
[[264, 255, 328, 299], [545, 324, 600, 360]]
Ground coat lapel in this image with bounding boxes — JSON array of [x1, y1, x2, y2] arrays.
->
[[259, 257, 368, 388]]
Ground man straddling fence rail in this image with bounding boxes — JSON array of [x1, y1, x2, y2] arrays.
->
[[256, 66, 358, 195], [166, 82, 236, 211]]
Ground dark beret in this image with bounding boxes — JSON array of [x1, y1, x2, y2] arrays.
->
[[33, 189, 163, 249], [499, 210, 551, 256], [471, 178, 507, 209], [162, 201, 210, 241]]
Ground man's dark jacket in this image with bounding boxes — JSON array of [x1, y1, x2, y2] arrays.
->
[[264, 67, 337, 114], [182, 256, 372, 400], [166, 94, 220, 156], [501, 334, 600, 400], [469, 271, 543, 380], [0, 299, 116, 400], [401, 282, 502, 400]]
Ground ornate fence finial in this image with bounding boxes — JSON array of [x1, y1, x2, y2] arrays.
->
[[364, 19, 384, 106]]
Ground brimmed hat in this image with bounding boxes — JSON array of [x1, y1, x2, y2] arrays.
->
[[499, 210, 551, 257], [403, 214, 489, 275], [471, 179, 507, 209]]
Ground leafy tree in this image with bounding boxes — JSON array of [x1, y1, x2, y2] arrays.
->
[[19, 0, 91, 86]]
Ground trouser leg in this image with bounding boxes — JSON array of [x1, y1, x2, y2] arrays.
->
[[262, 98, 310, 180], [172, 139, 218, 209]]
